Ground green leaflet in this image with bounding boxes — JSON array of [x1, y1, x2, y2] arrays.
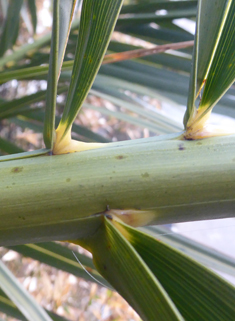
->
[[199, 0, 235, 114], [117, 8, 196, 28], [74, 216, 184, 321], [0, 0, 23, 57], [43, 0, 60, 149], [58, 0, 124, 138], [0, 137, 24, 155], [184, 0, 235, 127], [196, 0, 228, 91], [0, 289, 68, 321], [116, 220, 235, 321], [0, 86, 68, 119], [43, 0, 77, 149], [0, 261, 53, 321], [0, 149, 50, 162], [142, 226, 235, 278], [0, 19, 79, 70], [121, 0, 197, 15], [27, 0, 37, 33]]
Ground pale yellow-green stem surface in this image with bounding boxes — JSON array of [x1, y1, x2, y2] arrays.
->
[[53, 124, 106, 154], [184, 109, 235, 140]]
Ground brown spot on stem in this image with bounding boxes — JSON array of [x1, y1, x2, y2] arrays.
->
[[66, 178, 71, 183], [11, 167, 23, 173], [116, 155, 125, 160]]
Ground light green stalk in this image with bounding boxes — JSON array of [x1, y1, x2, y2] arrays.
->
[[1, 134, 235, 246]]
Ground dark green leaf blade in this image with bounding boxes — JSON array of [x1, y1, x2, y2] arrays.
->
[[183, 1, 199, 127], [121, 0, 198, 15], [196, 0, 228, 91], [0, 137, 24, 154], [57, 0, 78, 76], [0, 261, 53, 321], [200, 0, 235, 112], [184, 0, 235, 127], [117, 11, 196, 28], [119, 221, 235, 321], [0, 149, 50, 162], [0, 0, 23, 57], [75, 217, 184, 321], [0, 288, 69, 321], [58, 0, 124, 138], [27, 0, 37, 33], [142, 226, 235, 278], [43, 0, 77, 149], [43, 0, 60, 149]]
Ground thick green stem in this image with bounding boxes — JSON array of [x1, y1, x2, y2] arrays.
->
[[1, 134, 235, 246]]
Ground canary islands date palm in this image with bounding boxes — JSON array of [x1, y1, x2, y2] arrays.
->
[[0, 0, 235, 320]]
